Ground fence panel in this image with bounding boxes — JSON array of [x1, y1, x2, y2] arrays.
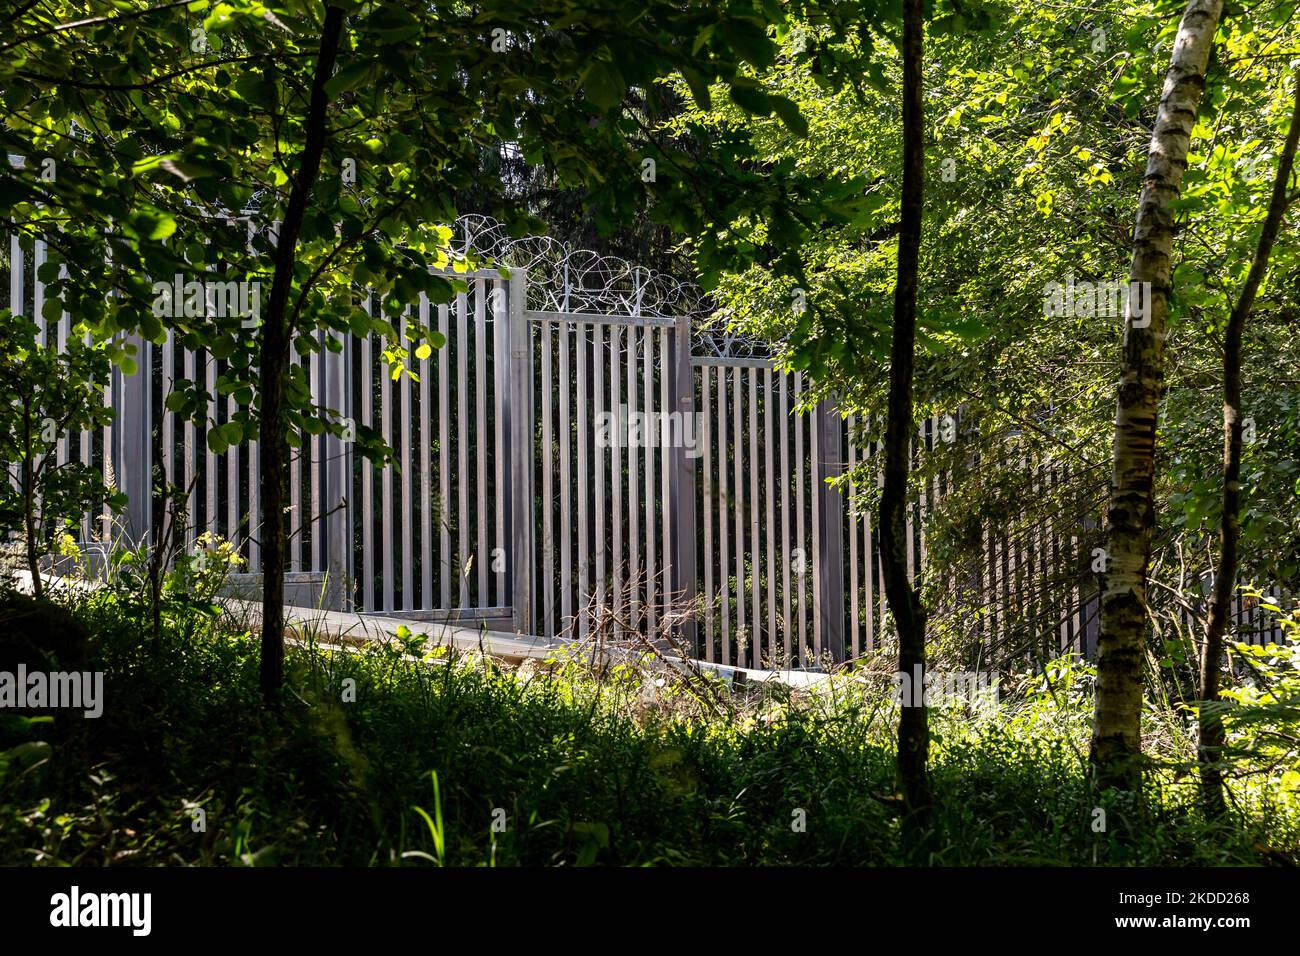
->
[[4, 223, 1294, 659]]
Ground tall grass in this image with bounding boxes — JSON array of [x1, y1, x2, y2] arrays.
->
[[0, 590, 1293, 866]]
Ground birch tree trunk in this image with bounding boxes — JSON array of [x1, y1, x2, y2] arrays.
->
[[1198, 73, 1300, 816], [1091, 0, 1223, 794]]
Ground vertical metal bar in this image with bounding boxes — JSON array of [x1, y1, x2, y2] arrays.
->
[[202, 361, 218, 546], [183, 345, 196, 548], [400, 312, 413, 608], [162, 331, 175, 518], [848, 417, 861, 657], [227, 361, 239, 556], [247, 411, 259, 572], [718, 366, 730, 665], [8, 235, 20, 320], [670, 317, 697, 653], [205, 351, 220, 546], [810, 390, 821, 661], [118, 335, 152, 545], [558, 318, 572, 626], [439, 301, 451, 609], [526, 281, 535, 621], [644, 328, 656, 632], [324, 330, 349, 610], [748, 366, 761, 665], [660, 327, 671, 626], [878, 434, 888, 648], [361, 296, 374, 610], [380, 326, 393, 608], [507, 268, 533, 634], [732, 368, 744, 662], [764, 369, 777, 664], [864, 437, 876, 654], [33, 239, 45, 346], [594, 324, 606, 623], [56, 276, 68, 467], [702, 362, 715, 662], [983, 510, 996, 652], [475, 279, 489, 608], [794, 373, 808, 664], [80, 319, 92, 542], [779, 372, 792, 665], [541, 319, 554, 636], [420, 294, 433, 610], [917, 418, 930, 582], [1028, 453, 1041, 649], [1055, 467, 1070, 652], [457, 288, 470, 607], [102, 346, 115, 542], [815, 397, 846, 662], [576, 322, 589, 637], [311, 346, 322, 574], [9, 237, 22, 499], [492, 281, 507, 607], [627, 328, 640, 629], [610, 325, 623, 629]]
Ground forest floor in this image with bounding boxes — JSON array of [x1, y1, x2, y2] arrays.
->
[[1, 589, 1297, 866]]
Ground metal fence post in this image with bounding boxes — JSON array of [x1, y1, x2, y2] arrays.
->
[[116, 333, 152, 547], [322, 334, 351, 610], [507, 268, 534, 635], [815, 397, 846, 662], [669, 315, 698, 654]]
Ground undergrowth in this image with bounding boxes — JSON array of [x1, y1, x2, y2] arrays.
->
[[1, 590, 1296, 866]]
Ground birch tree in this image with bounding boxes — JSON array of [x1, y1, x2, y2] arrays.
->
[[1091, 0, 1224, 793]]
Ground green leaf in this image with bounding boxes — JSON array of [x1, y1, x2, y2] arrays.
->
[[728, 83, 772, 117], [233, 75, 278, 109], [325, 61, 375, 98], [368, 6, 421, 43], [769, 95, 808, 137], [133, 213, 177, 241], [582, 61, 626, 111]]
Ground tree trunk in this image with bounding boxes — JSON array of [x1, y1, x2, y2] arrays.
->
[[881, 0, 931, 851], [21, 397, 42, 601], [1198, 73, 1300, 816], [258, 5, 345, 703], [1091, 0, 1223, 794], [149, 408, 166, 651], [22, 453, 42, 601]]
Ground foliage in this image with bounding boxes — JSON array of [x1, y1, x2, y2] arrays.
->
[[0, 307, 123, 593], [0, 592, 1294, 866], [1215, 598, 1300, 812]]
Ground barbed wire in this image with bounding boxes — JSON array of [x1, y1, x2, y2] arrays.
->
[[454, 213, 775, 359]]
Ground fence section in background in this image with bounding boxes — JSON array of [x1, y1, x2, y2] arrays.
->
[[2, 229, 1292, 664]]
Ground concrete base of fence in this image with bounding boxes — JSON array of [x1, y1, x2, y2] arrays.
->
[[8, 568, 828, 690], [219, 572, 342, 611], [233, 601, 561, 666], [238, 602, 829, 689]]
